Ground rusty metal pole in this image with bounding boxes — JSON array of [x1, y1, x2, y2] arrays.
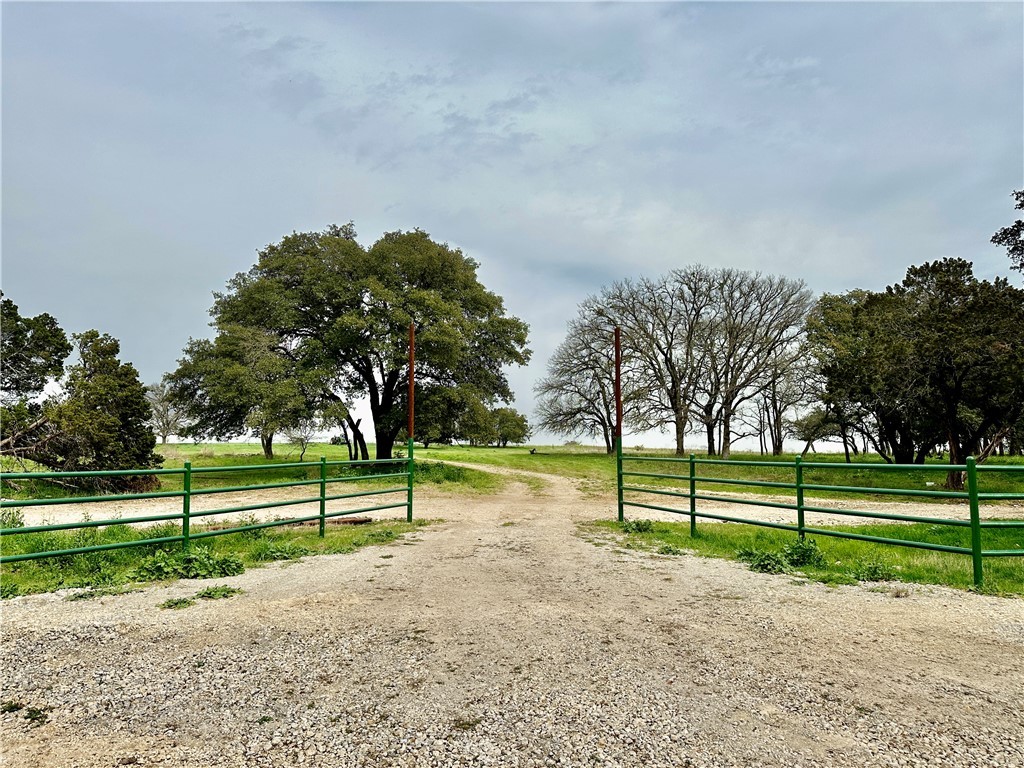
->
[[407, 323, 415, 522], [615, 327, 624, 523]]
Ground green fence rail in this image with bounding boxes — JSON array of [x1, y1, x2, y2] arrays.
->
[[614, 444, 1024, 588], [0, 439, 416, 564]]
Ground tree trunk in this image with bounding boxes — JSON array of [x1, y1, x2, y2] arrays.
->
[[161, 435, 168, 444], [946, 433, 967, 490], [770, 416, 784, 456], [375, 428, 398, 461], [345, 415, 369, 461], [721, 411, 732, 459], [674, 412, 686, 455], [261, 433, 274, 459], [602, 423, 613, 455], [705, 422, 716, 456]]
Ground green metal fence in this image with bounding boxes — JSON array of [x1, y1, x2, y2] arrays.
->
[[615, 445, 1024, 588], [0, 441, 415, 564]]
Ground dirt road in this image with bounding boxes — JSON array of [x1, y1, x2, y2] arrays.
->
[[2, 466, 1022, 767]]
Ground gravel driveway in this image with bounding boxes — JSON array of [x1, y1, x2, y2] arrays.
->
[[2, 467, 1022, 768]]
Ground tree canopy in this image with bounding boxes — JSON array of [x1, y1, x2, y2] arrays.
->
[[1, 310, 160, 490], [807, 258, 1024, 483], [145, 382, 189, 444], [0, 295, 71, 407], [167, 324, 314, 458], [991, 189, 1024, 273], [196, 226, 530, 459]]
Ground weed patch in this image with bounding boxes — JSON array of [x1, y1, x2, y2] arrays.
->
[[746, 550, 791, 574], [159, 597, 196, 610], [195, 585, 243, 600], [2, 519, 433, 597], [782, 538, 825, 567], [586, 519, 1024, 595], [622, 519, 654, 534], [134, 548, 244, 581], [24, 707, 50, 727]]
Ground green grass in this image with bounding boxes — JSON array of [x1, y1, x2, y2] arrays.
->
[[426, 444, 1024, 504], [0, 442, 501, 501], [586, 518, 1024, 595], [5, 442, 1022, 503], [0, 518, 432, 598]]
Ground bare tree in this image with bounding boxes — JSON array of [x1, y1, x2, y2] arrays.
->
[[146, 381, 189, 444], [752, 341, 815, 455], [535, 313, 648, 453], [709, 270, 813, 458], [545, 266, 812, 457], [283, 416, 320, 461], [598, 266, 716, 454]]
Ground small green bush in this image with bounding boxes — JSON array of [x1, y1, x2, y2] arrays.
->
[[159, 597, 195, 610], [622, 519, 654, 534], [234, 515, 268, 540], [853, 561, 897, 581], [747, 550, 790, 574], [657, 544, 684, 556], [735, 547, 759, 563], [195, 585, 243, 600], [134, 547, 244, 581], [250, 540, 309, 562], [782, 538, 825, 568]]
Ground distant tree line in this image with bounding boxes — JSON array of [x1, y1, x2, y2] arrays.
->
[[536, 191, 1024, 487]]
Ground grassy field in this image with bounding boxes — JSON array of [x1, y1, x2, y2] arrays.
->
[[4, 442, 1024, 503], [586, 518, 1024, 596], [409, 443, 1024, 503], [1, 517, 432, 599]]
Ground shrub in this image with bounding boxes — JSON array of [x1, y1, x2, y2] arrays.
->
[[195, 585, 243, 600], [622, 519, 654, 534], [0, 508, 25, 529], [747, 551, 790, 574], [736, 547, 759, 563], [853, 561, 897, 581], [134, 547, 244, 581], [159, 597, 195, 610], [782, 538, 825, 568], [233, 514, 267, 540]]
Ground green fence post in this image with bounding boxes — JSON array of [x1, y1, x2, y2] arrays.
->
[[967, 456, 983, 589], [319, 456, 327, 538], [689, 453, 697, 537], [616, 436, 624, 523], [182, 461, 191, 551], [407, 438, 415, 523], [795, 456, 805, 540]]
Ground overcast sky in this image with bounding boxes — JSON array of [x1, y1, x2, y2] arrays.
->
[[3, 1, 1022, 448]]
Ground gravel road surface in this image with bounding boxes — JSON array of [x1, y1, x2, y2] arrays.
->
[[2, 466, 1022, 767]]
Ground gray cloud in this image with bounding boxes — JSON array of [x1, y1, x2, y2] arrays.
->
[[3, 1, 1021, 447]]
